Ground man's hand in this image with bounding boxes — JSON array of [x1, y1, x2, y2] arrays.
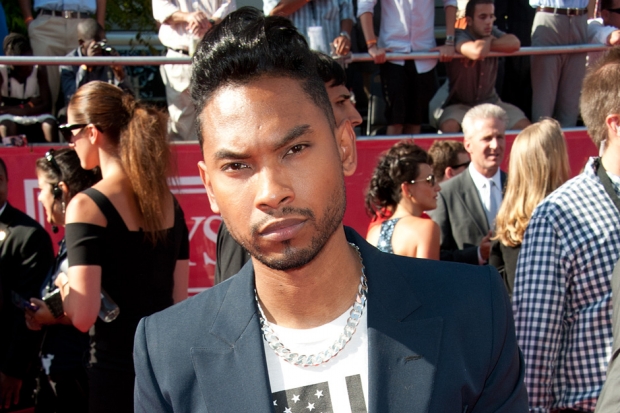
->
[[479, 230, 493, 262], [368, 45, 390, 64], [186, 11, 210, 37], [431, 44, 455, 62], [608, 30, 620, 46], [333, 35, 351, 56], [0, 372, 22, 409]]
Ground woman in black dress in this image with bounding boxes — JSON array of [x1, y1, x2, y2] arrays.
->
[[490, 118, 570, 299], [54, 81, 190, 413], [25, 148, 100, 412]]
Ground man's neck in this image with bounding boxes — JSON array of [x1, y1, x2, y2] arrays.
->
[[254, 226, 362, 330], [472, 163, 498, 179], [602, 140, 620, 176]]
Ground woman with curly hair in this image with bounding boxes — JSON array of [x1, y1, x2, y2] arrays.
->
[[490, 118, 570, 298], [365, 140, 441, 259]]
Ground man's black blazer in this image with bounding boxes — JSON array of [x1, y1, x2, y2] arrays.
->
[[0, 202, 53, 379]]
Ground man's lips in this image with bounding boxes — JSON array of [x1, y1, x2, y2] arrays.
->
[[258, 218, 307, 242]]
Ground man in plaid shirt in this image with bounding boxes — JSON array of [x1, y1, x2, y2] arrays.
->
[[513, 48, 620, 412]]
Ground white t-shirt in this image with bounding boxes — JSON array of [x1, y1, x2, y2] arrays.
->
[[263, 307, 369, 413]]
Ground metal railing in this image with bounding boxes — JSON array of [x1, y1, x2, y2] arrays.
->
[[0, 44, 609, 66]]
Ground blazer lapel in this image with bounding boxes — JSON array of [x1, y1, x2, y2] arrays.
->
[[457, 170, 489, 234], [191, 263, 275, 413], [348, 231, 443, 413]]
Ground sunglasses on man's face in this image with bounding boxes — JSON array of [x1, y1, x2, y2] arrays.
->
[[451, 161, 470, 170], [59, 123, 88, 143], [410, 174, 436, 187]]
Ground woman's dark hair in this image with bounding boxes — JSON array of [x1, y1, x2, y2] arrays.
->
[[35, 149, 101, 200], [68, 81, 171, 243], [365, 140, 432, 218]]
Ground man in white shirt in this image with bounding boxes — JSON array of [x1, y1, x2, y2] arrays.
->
[[357, 0, 457, 135], [429, 103, 507, 264], [588, 0, 620, 66], [153, 0, 235, 140]]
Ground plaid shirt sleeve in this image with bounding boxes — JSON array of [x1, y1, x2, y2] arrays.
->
[[513, 212, 567, 413]]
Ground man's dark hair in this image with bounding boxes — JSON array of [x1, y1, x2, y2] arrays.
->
[[428, 140, 467, 181], [191, 7, 335, 148], [580, 47, 620, 149], [0, 157, 6, 180], [314, 52, 346, 87], [465, 0, 495, 18], [3, 33, 32, 56]]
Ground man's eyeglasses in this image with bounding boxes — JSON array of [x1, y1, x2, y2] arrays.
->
[[410, 174, 436, 186], [59, 123, 88, 142], [450, 161, 470, 170], [604, 7, 620, 13], [45, 149, 61, 173]]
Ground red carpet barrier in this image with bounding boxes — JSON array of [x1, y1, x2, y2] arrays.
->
[[0, 129, 596, 293]]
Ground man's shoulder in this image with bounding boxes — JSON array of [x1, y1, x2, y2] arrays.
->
[[1, 204, 46, 233], [438, 169, 471, 195]]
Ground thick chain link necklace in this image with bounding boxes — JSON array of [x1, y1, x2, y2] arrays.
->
[[255, 243, 368, 368]]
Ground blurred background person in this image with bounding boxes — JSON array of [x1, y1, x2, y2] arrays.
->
[[489, 118, 570, 299], [55, 81, 189, 413], [25, 148, 101, 413], [0, 33, 56, 143], [0, 157, 54, 411], [154, 0, 236, 140], [60, 19, 132, 114], [428, 139, 470, 184], [365, 140, 441, 259], [18, 0, 106, 114]]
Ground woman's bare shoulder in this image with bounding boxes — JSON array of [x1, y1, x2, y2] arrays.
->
[[65, 192, 106, 226]]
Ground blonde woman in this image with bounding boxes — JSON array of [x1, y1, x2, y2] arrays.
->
[[490, 118, 570, 297], [365, 140, 441, 259]]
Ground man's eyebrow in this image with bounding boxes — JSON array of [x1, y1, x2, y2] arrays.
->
[[272, 124, 312, 151], [211, 124, 312, 161]]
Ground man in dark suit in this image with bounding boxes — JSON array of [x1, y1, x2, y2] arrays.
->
[[133, 8, 527, 413], [0, 158, 54, 410], [428, 103, 507, 265]]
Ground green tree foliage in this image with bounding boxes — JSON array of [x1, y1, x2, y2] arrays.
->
[[3, 1, 27, 35]]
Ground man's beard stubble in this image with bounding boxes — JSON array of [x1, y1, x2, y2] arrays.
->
[[224, 183, 347, 271]]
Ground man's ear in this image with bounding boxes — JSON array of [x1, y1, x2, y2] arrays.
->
[[198, 161, 220, 214], [335, 119, 357, 177], [58, 181, 70, 199], [605, 113, 620, 140], [444, 166, 455, 180], [465, 16, 473, 27]]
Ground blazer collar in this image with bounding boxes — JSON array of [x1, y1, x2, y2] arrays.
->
[[194, 228, 440, 413]]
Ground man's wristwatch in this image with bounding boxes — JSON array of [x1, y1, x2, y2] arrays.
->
[[445, 34, 455, 46], [209, 18, 216, 25], [339, 31, 350, 40]]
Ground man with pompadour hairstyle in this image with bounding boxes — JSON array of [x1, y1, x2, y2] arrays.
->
[[133, 8, 527, 413]]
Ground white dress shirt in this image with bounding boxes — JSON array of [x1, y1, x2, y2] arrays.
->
[[153, 0, 236, 50], [468, 163, 502, 228], [356, 0, 456, 72]]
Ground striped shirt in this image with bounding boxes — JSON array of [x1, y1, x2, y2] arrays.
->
[[263, 0, 354, 52], [513, 157, 620, 412]]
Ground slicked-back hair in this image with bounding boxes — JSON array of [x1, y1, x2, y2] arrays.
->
[[315, 52, 346, 87], [465, 0, 495, 18], [190, 7, 335, 149], [580, 47, 620, 150]]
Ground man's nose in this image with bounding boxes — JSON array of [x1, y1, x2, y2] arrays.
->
[[254, 166, 295, 212]]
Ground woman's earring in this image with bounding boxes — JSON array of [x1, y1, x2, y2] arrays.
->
[[62, 201, 66, 215]]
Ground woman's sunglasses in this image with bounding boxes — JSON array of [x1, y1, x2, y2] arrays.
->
[[59, 123, 88, 142], [410, 174, 436, 187]]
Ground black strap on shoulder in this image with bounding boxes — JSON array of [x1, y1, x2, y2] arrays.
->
[[595, 157, 620, 215], [81, 187, 128, 230]]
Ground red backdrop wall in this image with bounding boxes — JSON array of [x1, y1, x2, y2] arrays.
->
[[0, 129, 597, 293]]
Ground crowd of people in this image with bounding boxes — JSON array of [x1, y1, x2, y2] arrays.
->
[[1, 1, 620, 413]]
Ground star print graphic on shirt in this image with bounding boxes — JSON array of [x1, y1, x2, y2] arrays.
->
[[264, 307, 369, 412]]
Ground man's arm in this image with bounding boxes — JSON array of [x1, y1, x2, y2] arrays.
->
[[269, 0, 310, 17], [134, 318, 174, 413], [513, 214, 565, 412], [210, 0, 236, 23], [490, 33, 520, 53], [471, 266, 528, 412], [431, 5, 457, 62], [18, 0, 33, 25], [456, 32, 519, 60], [96, 0, 106, 28]]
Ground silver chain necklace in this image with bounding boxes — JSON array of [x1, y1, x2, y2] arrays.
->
[[254, 242, 368, 368]]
